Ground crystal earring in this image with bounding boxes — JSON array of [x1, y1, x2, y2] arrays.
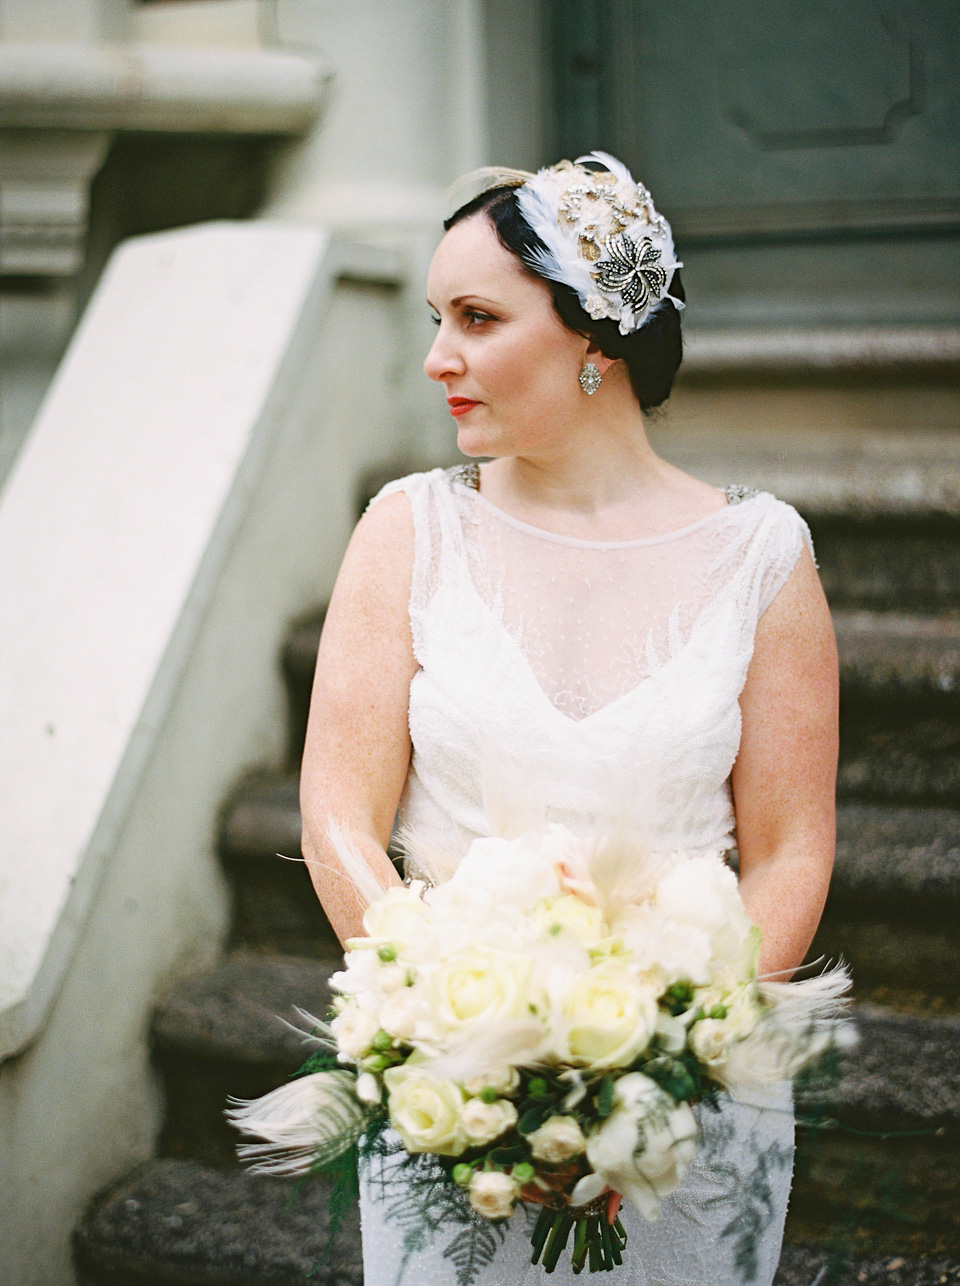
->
[[579, 363, 602, 395]]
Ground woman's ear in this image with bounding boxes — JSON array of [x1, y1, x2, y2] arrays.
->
[[584, 340, 616, 377]]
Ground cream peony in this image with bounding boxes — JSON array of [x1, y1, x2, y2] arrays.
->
[[330, 1003, 380, 1060], [468, 1169, 519, 1219], [462, 1096, 519, 1146], [527, 1115, 587, 1163], [562, 962, 657, 1068], [654, 855, 754, 963], [585, 1072, 698, 1220], [383, 1066, 468, 1156], [446, 834, 562, 911]]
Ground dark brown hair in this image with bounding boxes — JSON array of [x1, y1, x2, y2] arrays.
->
[[444, 185, 684, 413]]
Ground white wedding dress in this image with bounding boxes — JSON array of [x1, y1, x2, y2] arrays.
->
[[358, 464, 812, 1286]]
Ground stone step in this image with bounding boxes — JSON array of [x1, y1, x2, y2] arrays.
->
[[152, 951, 337, 1166], [834, 612, 960, 806], [73, 1159, 959, 1286], [280, 608, 325, 766], [812, 802, 960, 1007], [74, 1159, 360, 1286], [807, 511, 960, 614], [219, 772, 340, 959]]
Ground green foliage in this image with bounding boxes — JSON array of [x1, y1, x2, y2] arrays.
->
[[595, 1076, 617, 1118]]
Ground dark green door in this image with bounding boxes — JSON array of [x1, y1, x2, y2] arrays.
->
[[548, 0, 960, 326]]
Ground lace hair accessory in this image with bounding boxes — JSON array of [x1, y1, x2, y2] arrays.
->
[[447, 153, 683, 337]]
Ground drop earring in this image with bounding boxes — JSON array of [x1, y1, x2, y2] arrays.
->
[[579, 363, 602, 395]]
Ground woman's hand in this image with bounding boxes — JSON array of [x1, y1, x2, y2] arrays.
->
[[732, 547, 839, 978], [299, 491, 418, 945]]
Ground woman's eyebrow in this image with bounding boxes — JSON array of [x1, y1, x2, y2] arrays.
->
[[426, 295, 501, 310]]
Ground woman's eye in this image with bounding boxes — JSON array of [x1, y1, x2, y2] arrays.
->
[[429, 313, 441, 327], [465, 309, 494, 326]]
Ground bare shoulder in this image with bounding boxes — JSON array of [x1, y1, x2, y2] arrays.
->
[[332, 489, 415, 614]]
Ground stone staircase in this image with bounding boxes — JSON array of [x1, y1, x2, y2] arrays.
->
[[74, 483, 960, 1285]]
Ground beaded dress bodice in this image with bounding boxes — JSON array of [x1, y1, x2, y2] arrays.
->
[[371, 466, 812, 861]]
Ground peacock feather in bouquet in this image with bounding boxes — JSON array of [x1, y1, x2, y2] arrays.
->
[[227, 821, 852, 1279]]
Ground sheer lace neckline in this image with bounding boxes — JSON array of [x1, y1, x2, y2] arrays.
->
[[455, 470, 756, 551]]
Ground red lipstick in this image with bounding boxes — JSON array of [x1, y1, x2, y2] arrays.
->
[[447, 397, 481, 417]]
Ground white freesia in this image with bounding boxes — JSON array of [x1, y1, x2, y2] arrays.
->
[[355, 1072, 382, 1105], [330, 1003, 380, 1060], [379, 989, 429, 1043], [383, 1066, 468, 1156], [585, 1072, 698, 1219], [561, 962, 658, 1068], [462, 1096, 519, 1145], [468, 1169, 519, 1219], [527, 1115, 587, 1163]]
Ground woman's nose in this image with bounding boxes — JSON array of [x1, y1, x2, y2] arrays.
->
[[423, 326, 464, 382]]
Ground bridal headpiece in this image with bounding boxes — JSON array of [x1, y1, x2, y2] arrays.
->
[[448, 151, 683, 336]]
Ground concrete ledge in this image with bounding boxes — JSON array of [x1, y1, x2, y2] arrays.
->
[[0, 43, 330, 133], [681, 326, 960, 379]]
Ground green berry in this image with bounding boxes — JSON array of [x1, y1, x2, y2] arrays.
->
[[372, 1030, 393, 1052], [378, 944, 397, 963], [512, 1163, 536, 1185], [479, 1086, 500, 1104], [452, 1164, 473, 1186], [528, 1077, 549, 1099], [365, 1054, 390, 1073], [708, 1004, 728, 1020]]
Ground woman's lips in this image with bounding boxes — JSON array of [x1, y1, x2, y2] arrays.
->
[[447, 397, 481, 418]]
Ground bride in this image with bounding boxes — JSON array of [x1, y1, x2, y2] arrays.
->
[[299, 154, 839, 1285]]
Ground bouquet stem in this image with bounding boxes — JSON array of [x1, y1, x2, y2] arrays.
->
[[530, 1205, 627, 1274]]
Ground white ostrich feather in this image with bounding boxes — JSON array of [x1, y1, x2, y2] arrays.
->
[[325, 820, 393, 908], [422, 1018, 548, 1083], [515, 173, 598, 300], [723, 964, 856, 1094], [226, 1069, 367, 1176]]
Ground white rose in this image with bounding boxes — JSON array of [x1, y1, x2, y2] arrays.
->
[[464, 1067, 521, 1097], [585, 1072, 698, 1220], [462, 1097, 519, 1146], [362, 886, 432, 955], [527, 1115, 587, 1163], [428, 948, 533, 1034], [534, 894, 606, 945], [688, 1018, 727, 1070], [383, 1066, 468, 1156], [468, 1169, 519, 1220], [562, 962, 657, 1069], [330, 1004, 380, 1060]]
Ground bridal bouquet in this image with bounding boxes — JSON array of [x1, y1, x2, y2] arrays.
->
[[228, 823, 850, 1278]]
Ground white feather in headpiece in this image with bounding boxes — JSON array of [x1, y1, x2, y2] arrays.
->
[[514, 151, 683, 335]]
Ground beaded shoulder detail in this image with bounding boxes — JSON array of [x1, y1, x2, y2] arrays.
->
[[447, 461, 481, 490], [723, 484, 760, 505]]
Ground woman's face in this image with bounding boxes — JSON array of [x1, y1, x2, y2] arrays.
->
[[424, 214, 590, 459]]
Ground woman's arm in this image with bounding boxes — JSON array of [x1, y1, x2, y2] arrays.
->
[[732, 548, 839, 978], [299, 491, 418, 945]]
